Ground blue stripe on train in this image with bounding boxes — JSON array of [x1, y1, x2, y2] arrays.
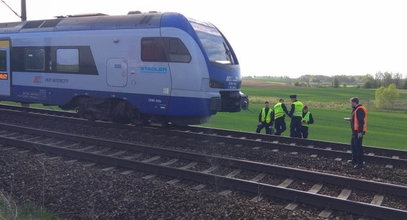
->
[[5, 86, 214, 117]]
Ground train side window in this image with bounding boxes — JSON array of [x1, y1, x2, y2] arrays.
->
[[164, 38, 191, 63], [0, 51, 6, 72], [141, 38, 167, 62], [24, 48, 45, 71], [56, 49, 79, 72]]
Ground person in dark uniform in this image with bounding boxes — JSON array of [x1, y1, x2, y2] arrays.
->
[[273, 98, 288, 136], [256, 101, 273, 134], [288, 95, 303, 138], [301, 105, 314, 139], [345, 97, 367, 169]]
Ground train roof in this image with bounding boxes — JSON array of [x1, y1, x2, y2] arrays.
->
[[0, 12, 187, 34]]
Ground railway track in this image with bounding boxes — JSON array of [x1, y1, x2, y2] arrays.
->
[[0, 104, 406, 169], [0, 122, 406, 219]]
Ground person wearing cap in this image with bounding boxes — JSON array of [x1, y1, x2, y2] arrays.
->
[[345, 97, 368, 169], [288, 95, 303, 138], [301, 105, 314, 138], [273, 98, 289, 135], [256, 101, 273, 134]]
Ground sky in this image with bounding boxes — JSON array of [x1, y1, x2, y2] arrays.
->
[[1, 0, 407, 78]]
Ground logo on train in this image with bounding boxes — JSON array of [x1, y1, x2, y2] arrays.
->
[[33, 76, 42, 83]]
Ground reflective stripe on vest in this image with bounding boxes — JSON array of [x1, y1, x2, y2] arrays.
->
[[353, 105, 367, 132], [302, 111, 311, 127], [261, 108, 272, 123], [274, 103, 285, 119], [293, 101, 304, 117]]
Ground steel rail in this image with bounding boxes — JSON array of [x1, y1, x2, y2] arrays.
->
[[0, 132, 406, 219], [0, 122, 406, 197], [0, 104, 406, 167]]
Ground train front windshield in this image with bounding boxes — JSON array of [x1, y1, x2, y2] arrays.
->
[[191, 22, 237, 65]]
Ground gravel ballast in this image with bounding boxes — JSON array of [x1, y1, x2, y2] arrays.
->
[[0, 149, 334, 219]]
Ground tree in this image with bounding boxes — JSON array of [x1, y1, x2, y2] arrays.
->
[[364, 75, 377, 88], [375, 83, 400, 109], [332, 76, 339, 88], [404, 78, 407, 89]]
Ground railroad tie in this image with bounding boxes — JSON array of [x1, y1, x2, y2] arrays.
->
[[290, 152, 298, 155], [391, 155, 399, 159], [0, 147, 16, 151], [272, 149, 279, 152], [310, 154, 318, 158], [120, 170, 134, 175], [202, 166, 218, 173], [91, 147, 111, 154], [358, 195, 384, 220], [250, 173, 266, 182], [255, 139, 262, 142], [64, 143, 81, 149], [64, 159, 77, 164], [249, 174, 267, 202], [101, 167, 115, 172], [225, 169, 241, 178], [385, 164, 394, 169], [180, 162, 198, 170], [334, 158, 342, 162], [367, 152, 375, 156], [318, 188, 352, 218], [83, 163, 96, 168], [252, 146, 261, 150], [218, 190, 233, 196], [77, 145, 96, 151], [108, 150, 127, 157], [285, 183, 323, 211], [325, 147, 332, 150], [47, 156, 61, 161], [123, 153, 142, 160], [278, 178, 294, 188], [192, 184, 206, 191], [166, 179, 180, 185], [160, 159, 179, 166], [142, 174, 156, 180], [142, 156, 161, 163]]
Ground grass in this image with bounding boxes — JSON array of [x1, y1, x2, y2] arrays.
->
[[0, 192, 58, 220], [205, 104, 407, 150], [204, 87, 407, 151]]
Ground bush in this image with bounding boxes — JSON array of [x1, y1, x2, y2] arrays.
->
[[375, 83, 400, 109]]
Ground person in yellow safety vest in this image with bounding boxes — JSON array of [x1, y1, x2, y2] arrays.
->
[[288, 95, 303, 138], [345, 97, 368, 169], [256, 101, 274, 134], [301, 105, 314, 139], [273, 98, 289, 136]]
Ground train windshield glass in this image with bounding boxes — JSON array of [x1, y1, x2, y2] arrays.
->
[[191, 21, 235, 65]]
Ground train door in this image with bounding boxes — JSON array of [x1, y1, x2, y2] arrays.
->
[[106, 58, 128, 87], [0, 40, 10, 96]]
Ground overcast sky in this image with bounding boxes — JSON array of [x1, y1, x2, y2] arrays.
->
[[1, 0, 407, 78]]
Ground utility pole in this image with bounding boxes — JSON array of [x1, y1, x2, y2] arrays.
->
[[21, 0, 27, 21]]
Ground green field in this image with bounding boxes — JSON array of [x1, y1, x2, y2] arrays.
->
[[204, 86, 407, 150]]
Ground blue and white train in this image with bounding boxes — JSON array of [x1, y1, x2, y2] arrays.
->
[[0, 12, 247, 125]]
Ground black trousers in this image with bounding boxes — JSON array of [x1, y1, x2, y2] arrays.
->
[[256, 122, 272, 134], [274, 117, 286, 136], [351, 131, 364, 165], [301, 126, 309, 139], [290, 116, 302, 138]]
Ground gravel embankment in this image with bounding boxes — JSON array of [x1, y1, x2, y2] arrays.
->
[[0, 149, 337, 219]]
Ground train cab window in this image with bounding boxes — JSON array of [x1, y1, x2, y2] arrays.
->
[[56, 49, 79, 72], [141, 38, 167, 62], [141, 37, 191, 63], [164, 38, 191, 63], [0, 51, 6, 72], [24, 48, 45, 71]]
